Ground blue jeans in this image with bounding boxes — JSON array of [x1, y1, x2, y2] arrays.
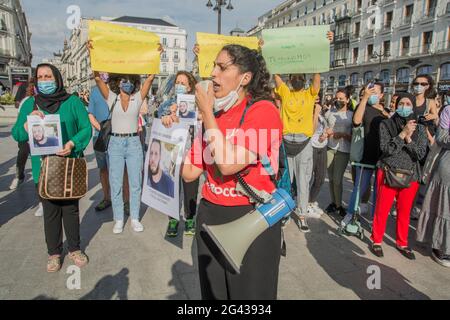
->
[[347, 166, 377, 216], [108, 136, 143, 221]]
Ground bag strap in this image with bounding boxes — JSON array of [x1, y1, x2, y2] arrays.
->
[[108, 95, 119, 120]]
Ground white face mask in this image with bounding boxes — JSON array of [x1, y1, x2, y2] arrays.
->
[[214, 75, 246, 113]]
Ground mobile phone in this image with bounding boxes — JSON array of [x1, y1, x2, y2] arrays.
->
[[368, 81, 375, 89]]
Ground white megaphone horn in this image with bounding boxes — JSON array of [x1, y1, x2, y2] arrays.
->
[[203, 188, 296, 274]]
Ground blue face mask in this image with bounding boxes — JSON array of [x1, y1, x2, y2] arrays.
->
[[175, 84, 187, 95], [413, 85, 425, 95], [396, 104, 414, 118], [120, 81, 135, 95], [368, 95, 379, 106], [38, 81, 57, 95]]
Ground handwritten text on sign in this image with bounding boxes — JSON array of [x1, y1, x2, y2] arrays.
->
[[197, 32, 259, 78], [88, 20, 160, 75], [262, 26, 330, 74]]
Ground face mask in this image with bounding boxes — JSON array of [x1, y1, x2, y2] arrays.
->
[[99, 72, 109, 83], [38, 81, 57, 95], [175, 84, 187, 95], [413, 85, 425, 95], [214, 75, 245, 113], [368, 95, 379, 106], [396, 104, 414, 118], [120, 81, 135, 95], [335, 100, 346, 109]]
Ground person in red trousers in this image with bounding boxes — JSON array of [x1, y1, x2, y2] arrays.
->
[[370, 93, 428, 260]]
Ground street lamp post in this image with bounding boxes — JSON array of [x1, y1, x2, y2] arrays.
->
[[371, 50, 390, 80], [206, 0, 234, 34]]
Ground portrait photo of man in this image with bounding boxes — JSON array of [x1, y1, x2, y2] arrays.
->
[[178, 101, 196, 119], [32, 124, 59, 148], [147, 139, 175, 198]]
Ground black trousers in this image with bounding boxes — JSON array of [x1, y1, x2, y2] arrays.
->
[[16, 141, 30, 180], [183, 178, 199, 220], [41, 197, 81, 256], [309, 146, 327, 203], [196, 199, 281, 300]]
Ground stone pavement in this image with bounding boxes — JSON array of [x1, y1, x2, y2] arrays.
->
[[0, 123, 449, 300]]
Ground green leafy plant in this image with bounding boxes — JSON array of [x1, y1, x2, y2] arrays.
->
[[0, 93, 15, 105]]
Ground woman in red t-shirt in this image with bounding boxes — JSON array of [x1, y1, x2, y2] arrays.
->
[[182, 45, 283, 300]]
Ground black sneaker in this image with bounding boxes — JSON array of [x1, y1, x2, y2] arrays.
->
[[166, 219, 179, 237], [298, 216, 310, 233], [325, 203, 338, 214], [396, 246, 416, 260], [431, 249, 450, 267], [337, 206, 347, 218]]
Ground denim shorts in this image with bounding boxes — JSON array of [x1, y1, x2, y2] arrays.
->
[[93, 137, 109, 169]]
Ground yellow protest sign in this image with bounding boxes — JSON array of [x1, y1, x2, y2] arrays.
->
[[88, 20, 160, 75], [197, 32, 259, 78]]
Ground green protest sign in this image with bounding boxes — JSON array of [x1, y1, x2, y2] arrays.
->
[[262, 26, 330, 74]]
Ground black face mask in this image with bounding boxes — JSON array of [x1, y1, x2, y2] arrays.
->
[[335, 100, 346, 109]]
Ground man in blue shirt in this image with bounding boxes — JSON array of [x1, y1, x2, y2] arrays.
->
[[148, 139, 174, 198], [88, 73, 130, 212]]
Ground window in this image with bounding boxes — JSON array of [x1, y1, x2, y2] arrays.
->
[[385, 11, 393, 28], [427, 0, 437, 17], [383, 40, 391, 56], [338, 75, 347, 87], [380, 70, 390, 84], [350, 73, 359, 85], [404, 4, 413, 22], [352, 47, 359, 63], [354, 22, 360, 37], [396, 68, 410, 83], [0, 14, 6, 31], [174, 65, 179, 73], [332, 8, 336, 18], [441, 63, 450, 80], [162, 63, 167, 73], [161, 51, 167, 60], [422, 31, 433, 53], [329, 76, 335, 87], [313, 1, 316, 10], [367, 44, 374, 60], [323, 0, 326, 6], [401, 36, 410, 56], [364, 71, 374, 84], [356, 0, 362, 10], [312, 17, 316, 25], [297, 10, 300, 18], [162, 38, 167, 46], [305, 6, 308, 15], [174, 51, 179, 61], [417, 65, 433, 76], [174, 39, 179, 47]]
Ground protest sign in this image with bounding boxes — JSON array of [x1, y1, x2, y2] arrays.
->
[[197, 32, 259, 78], [142, 119, 189, 220], [176, 94, 197, 124], [27, 115, 63, 156], [262, 26, 330, 74], [88, 20, 161, 74]]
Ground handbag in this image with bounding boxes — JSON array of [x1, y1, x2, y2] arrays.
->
[[350, 125, 364, 162], [383, 165, 414, 189], [38, 156, 88, 200], [282, 138, 310, 157], [94, 96, 118, 152]]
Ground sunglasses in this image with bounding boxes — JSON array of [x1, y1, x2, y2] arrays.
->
[[413, 82, 429, 86]]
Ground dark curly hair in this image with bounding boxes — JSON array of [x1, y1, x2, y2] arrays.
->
[[175, 71, 197, 94], [221, 44, 273, 103]]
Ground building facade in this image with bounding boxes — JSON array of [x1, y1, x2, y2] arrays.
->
[[248, 0, 450, 100], [0, 0, 32, 87], [58, 16, 187, 93]]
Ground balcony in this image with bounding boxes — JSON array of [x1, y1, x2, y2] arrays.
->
[[334, 33, 350, 43], [401, 16, 412, 26], [422, 44, 433, 55], [436, 41, 450, 53], [331, 59, 347, 68], [173, 57, 180, 63], [383, 0, 395, 5], [425, 7, 436, 19], [365, 29, 374, 37], [160, 57, 169, 62], [400, 48, 410, 57]]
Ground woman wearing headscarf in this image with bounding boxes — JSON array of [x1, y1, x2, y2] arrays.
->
[[416, 99, 450, 267], [370, 93, 427, 260], [12, 64, 92, 272]]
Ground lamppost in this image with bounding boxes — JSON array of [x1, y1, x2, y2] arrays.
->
[[371, 50, 390, 80], [206, 0, 234, 34]]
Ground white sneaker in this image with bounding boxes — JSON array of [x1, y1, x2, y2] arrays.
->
[[34, 203, 43, 217], [9, 178, 24, 190], [306, 204, 322, 219], [311, 202, 324, 215], [113, 220, 124, 234], [131, 219, 144, 232]]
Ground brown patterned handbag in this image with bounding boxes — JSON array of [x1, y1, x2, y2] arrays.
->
[[38, 156, 88, 200]]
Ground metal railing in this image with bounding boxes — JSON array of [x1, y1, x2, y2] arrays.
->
[[334, 33, 350, 42], [402, 16, 412, 25], [331, 59, 347, 68]]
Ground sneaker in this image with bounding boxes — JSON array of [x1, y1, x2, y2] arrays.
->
[[431, 249, 450, 268], [124, 202, 130, 216], [337, 206, 347, 217], [166, 219, 179, 237], [306, 204, 322, 219], [341, 212, 354, 227], [9, 177, 24, 190], [113, 220, 124, 234], [184, 219, 196, 236], [131, 219, 144, 232], [325, 203, 338, 215], [298, 216, 310, 233], [95, 199, 112, 212], [311, 202, 324, 215], [34, 203, 43, 217]]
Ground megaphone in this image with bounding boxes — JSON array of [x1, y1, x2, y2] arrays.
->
[[202, 188, 296, 274]]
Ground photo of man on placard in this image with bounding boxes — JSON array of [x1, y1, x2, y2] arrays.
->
[[178, 100, 196, 119], [147, 139, 175, 198], [32, 124, 59, 148]]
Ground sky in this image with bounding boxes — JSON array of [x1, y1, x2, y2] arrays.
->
[[21, 0, 283, 67]]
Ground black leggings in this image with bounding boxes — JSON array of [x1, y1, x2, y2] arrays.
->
[[196, 199, 281, 300], [309, 146, 327, 203], [41, 197, 81, 256], [183, 178, 199, 220], [16, 141, 30, 180]]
